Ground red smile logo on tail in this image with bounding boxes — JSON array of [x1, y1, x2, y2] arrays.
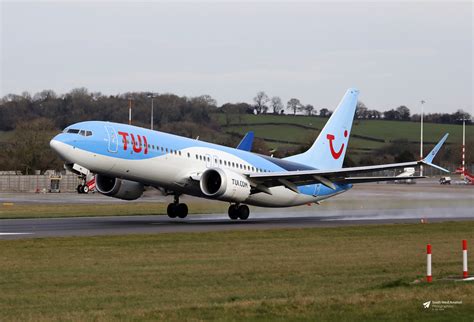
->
[[326, 130, 348, 159]]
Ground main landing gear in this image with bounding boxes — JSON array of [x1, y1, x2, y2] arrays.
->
[[167, 195, 188, 219], [228, 204, 250, 220]]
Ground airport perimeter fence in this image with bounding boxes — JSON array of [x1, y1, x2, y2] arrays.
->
[[0, 173, 79, 192], [0, 164, 471, 193]]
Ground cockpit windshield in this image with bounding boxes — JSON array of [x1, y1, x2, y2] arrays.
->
[[64, 128, 93, 136]]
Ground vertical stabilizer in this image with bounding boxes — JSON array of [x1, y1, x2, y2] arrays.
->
[[284, 88, 359, 169]]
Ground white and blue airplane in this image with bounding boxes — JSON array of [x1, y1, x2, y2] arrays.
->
[[50, 88, 449, 220]]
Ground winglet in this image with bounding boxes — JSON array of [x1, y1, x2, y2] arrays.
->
[[236, 131, 254, 151], [421, 133, 450, 173]]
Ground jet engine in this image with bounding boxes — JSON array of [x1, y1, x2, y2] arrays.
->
[[95, 174, 144, 200], [200, 168, 251, 202]]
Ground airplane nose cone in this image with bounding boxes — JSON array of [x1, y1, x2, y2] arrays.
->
[[50, 135, 70, 160], [50, 138, 60, 152]]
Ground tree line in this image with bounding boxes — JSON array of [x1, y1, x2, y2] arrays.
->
[[220, 90, 471, 124], [1, 89, 471, 132], [0, 88, 471, 173]]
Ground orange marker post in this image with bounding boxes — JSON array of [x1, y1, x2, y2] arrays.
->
[[427, 244, 432, 283], [462, 240, 468, 279]]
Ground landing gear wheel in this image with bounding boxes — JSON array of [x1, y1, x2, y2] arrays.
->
[[167, 203, 188, 218], [177, 203, 188, 218], [237, 205, 249, 220], [167, 203, 177, 218], [82, 185, 89, 194], [228, 205, 239, 220], [77, 184, 83, 194]]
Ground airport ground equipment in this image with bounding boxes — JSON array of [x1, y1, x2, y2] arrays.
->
[[49, 175, 61, 193], [439, 176, 451, 185]]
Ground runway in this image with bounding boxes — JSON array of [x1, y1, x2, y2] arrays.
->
[[1, 207, 473, 239], [1, 182, 472, 239]]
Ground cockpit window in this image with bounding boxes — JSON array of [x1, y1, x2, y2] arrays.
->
[[64, 128, 93, 136]]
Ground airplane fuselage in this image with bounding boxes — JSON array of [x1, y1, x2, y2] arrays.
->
[[50, 121, 351, 207]]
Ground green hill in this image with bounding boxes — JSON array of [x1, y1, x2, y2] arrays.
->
[[214, 113, 472, 163]]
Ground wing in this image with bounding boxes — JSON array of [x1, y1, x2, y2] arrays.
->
[[248, 134, 449, 193]]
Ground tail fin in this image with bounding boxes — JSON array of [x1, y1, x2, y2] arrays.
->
[[284, 88, 359, 169]]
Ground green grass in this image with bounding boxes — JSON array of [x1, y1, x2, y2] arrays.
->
[[226, 124, 385, 151], [1, 222, 473, 321], [217, 113, 472, 146], [0, 202, 228, 219]]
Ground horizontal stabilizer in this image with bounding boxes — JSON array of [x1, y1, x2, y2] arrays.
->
[[421, 133, 450, 173]]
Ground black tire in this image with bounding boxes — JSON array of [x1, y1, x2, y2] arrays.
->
[[77, 184, 83, 194], [83, 185, 89, 193], [167, 203, 177, 218], [228, 205, 239, 220], [177, 203, 188, 218], [237, 205, 250, 220]]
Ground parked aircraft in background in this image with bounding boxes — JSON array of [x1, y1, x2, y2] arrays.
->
[[50, 88, 449, 220]]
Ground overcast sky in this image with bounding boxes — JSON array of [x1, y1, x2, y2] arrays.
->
[[1, 1, 472, 113]]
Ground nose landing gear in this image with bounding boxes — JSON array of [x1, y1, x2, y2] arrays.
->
[[228, 204, 249, 220]]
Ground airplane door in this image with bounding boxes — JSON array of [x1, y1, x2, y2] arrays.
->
[[105, 125, 118, 153]]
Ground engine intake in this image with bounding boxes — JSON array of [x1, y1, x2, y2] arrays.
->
[[95, 174, 144, 200], [200, 168, 251, 202]]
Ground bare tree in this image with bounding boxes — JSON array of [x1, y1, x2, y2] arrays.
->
[[396, 105, 410, 120], [270, 96, 283, 114], [304, 104, 314, 116], [253, 91, 270, 114], [319, 108, 331, 117], [287, 98, 302, 115], [356, 101, 369, 119]]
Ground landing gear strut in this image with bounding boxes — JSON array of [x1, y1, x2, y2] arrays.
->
[[167, 195, 188, 219], [228, 204, 249, 220]]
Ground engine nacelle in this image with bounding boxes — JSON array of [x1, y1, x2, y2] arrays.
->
[[95, 174, 144, 200], [200, 168, 251, 202]]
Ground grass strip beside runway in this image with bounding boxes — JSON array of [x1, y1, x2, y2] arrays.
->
[[0, 202, 228, 219], [1, 221, 473, 321]]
